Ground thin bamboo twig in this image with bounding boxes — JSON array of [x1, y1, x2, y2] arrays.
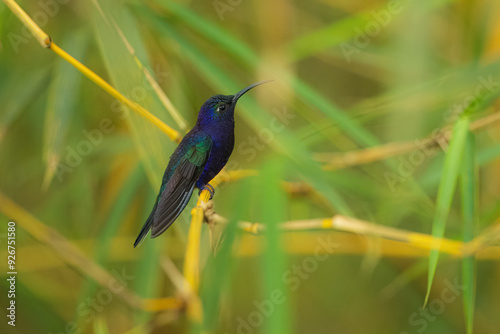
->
[[3, 0, 181, 143], [464, 217, 500, 255], [235, 217, 462, 255], [235, 233, 500, 259], [159, 256, 198, 308], [203, 206, 498, 257], [316, 109, 500, 170], [282, 181, 336, 212], [315, 141, 423, 170], [329, 215, 463, 255], [111, 19, 188, 131]]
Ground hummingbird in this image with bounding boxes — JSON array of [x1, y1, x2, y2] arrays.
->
[[134, 81, 270, 247]]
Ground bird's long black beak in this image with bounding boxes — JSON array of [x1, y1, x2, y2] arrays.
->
[[232, 80, 273, 103]]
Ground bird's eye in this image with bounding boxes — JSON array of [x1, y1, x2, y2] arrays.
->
[[217, 104, 226, 112]]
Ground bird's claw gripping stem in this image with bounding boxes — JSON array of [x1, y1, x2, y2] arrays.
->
[[199, 184, 215, 200]]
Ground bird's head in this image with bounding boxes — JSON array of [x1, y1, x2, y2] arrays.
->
[[197, 81, 271, 125]]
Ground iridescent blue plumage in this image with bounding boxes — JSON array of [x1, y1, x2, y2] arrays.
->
[[134, 81, 270, 247]]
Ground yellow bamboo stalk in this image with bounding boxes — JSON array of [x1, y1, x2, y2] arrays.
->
[[329, 216, 464, 255], [184, 204, 204, 321], [236, 233, 437, 258], [3, 0, 182, 143], [141, 297, 183, 312], [315, 141, 420, 170], [182, 169, 238, 322], [211, 214, 466, 256], [184, 206, 205, 295], [184, 170, 251, 278], [49, 42, 181, 142], [3, 0, 51, 48]]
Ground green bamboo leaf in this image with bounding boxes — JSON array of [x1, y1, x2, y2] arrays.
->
[[0, 67, 48, 141], [93, 317, 110, 334], [418, 89, 500, 191], [259, 158, 292, 334], [419, 140, 500, 192], [424, 116, 470, 305], [42, 32, 87, 189], [110, 12, 187, 131], [460, 132, 477, 334], [92, 0, 177, 187]]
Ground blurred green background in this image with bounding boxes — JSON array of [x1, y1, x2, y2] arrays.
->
[[1, 0, 500, 333]]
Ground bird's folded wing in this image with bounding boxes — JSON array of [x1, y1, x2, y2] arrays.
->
[[151, 136, 212, 237]]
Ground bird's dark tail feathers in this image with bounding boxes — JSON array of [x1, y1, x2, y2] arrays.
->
[[134, 149, 208, 247], [150, 184, 195, 238], [133, 202, 157, 248]]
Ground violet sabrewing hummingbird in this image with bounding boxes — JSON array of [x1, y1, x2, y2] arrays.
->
[[134, 81, 270, 247]]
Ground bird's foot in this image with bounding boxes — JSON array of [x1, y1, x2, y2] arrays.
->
[[199, 184, 215, 200]]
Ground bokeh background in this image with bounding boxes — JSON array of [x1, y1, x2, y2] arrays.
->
[[1, 0, 500, 333]]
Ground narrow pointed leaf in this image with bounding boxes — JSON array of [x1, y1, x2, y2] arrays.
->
[[92, 0, 177, 186], [259, 159, 292, 334], [425, 116, 470, 305], [460, 132, 477, 334], [43, 32, 87, 188]]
